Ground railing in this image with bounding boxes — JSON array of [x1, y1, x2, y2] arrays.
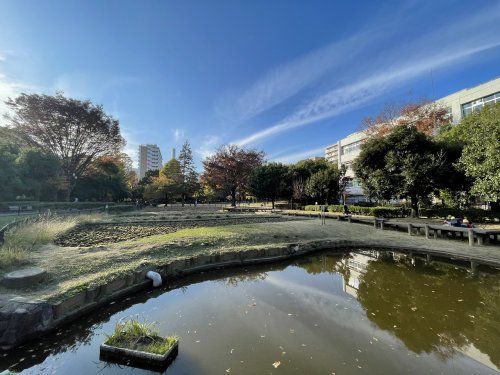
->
[[276, 210, 500, 247]]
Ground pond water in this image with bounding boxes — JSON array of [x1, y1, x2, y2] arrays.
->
[[2, 250, 500, 374]]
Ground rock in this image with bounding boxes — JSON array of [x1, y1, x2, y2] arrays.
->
[[0, 296, 53, 349], [2, 268, 47, 289]]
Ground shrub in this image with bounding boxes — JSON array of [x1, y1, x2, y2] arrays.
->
[[304, 205, 321, 211], [274, 203, 303, 210], [305, 203, 410, 217]]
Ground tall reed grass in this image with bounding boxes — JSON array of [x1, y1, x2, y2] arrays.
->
[[0, 214, 100, 270]]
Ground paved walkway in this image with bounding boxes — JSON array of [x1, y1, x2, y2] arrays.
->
[[259, 218, 500, 268]]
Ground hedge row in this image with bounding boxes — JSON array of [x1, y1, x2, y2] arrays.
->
[[304, 204, 410, 218], [420, 208, 499, 223]]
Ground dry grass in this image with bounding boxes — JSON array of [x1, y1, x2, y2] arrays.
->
[[0, 214, 101, 271]]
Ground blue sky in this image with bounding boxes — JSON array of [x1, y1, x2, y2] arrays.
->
[[0, 1, 499, 169]]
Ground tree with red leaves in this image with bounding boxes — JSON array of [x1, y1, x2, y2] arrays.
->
[[201, 145, 264, 206], [362, 99, 451, 138]]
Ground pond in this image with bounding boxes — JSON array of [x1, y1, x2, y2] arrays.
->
[[2, 250, 499, 374]]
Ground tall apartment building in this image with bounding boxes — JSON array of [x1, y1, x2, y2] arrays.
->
[[138, 144, 163, 179], [325, 77, 500, 202]]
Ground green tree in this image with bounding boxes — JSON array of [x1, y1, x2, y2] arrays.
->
[[0, 141, 21, 201], [248, 163, 289, 209], [133, 169, 159, 201], [441, 102, 500, 204], [353, 125, 446, 217], [292, 158, 330, 181], [178, 141, 199, 205], [290, 157, 330, 205], [5, 92, 124, 200], [143, 174, 178, 203], [433, 136, 473, 209], [139, 169, 159, 185], [305, 164, 342, 205], [15, 148, 61, 201], [147, 158, 184, 203], [72, 156, 130, 201]]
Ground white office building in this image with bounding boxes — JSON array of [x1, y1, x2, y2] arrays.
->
[[138, 144, 163, 179], [325, 77, 500, 202]]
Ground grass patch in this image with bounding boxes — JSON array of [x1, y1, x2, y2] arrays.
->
[[135, 225, 244, 244], [0, 214, 101, 271], [105, 318, 177, 355]]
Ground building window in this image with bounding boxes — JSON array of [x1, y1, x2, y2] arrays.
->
[[341, 140, 363, 155], [461, 91, 500, 118]]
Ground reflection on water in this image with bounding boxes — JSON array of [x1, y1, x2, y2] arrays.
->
[[1, 250, 499, 374], [340, 251, 500, 372]]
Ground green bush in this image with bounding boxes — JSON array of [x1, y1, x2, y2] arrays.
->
[[371, 207, 410, 218], [304, 205, 321, 211], [305, 204, 409, 217], [420, 207, 499, 223], [274, 203, 303, 210]]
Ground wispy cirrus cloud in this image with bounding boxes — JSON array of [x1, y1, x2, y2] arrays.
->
[[231, 3, 500, 147], [196, 134, 221, 160], [217, 29, 382, 122], [271, 145, 328, 164], [173, 128, 184, 142]]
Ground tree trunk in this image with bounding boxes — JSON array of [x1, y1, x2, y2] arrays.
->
[[230, 188, 236, 207], [410, 195, 419, 218], [490, 201, 499, 212]]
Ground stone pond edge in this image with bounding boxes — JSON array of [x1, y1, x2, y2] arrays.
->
[[1, 239, 499, 350]]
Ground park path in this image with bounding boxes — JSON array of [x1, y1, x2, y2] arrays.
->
[[259, 218, 500, 268]]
